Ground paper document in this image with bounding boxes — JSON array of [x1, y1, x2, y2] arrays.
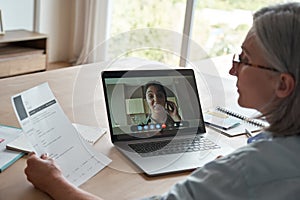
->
[[7, 123, 107, 153], [72, 123, 106, 145], [203, 111, 241, 130], [11, 83, 111, 186], [6, 134, 33, 153]]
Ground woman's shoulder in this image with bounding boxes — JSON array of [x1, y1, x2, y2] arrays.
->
[[230, 134, 300, 164], [213, 134, 300, 185], [158, 135, 300, 200]]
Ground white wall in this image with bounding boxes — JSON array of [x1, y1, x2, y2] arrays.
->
[[0, 0, 34, 31], [0, 0, 73, 63], [39, 0, 73, 62]]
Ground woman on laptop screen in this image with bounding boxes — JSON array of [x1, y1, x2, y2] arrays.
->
[[24, 2, 300, 199], [142, 81, 181, 126]]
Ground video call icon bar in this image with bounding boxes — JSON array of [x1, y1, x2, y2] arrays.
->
[[131, 121, 188, 132]]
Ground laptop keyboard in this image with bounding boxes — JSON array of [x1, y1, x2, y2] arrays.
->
[[128, 136, 220, 157]]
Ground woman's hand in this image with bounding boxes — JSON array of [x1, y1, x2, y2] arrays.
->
[[24, 152, 63, 194], [166, 101, 181, 121], [24, 152, 103, 200]]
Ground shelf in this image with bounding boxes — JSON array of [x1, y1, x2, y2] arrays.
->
[[0, 45, 44, 59], [0, 30, 47, 43], [0, 29, 48, 78]]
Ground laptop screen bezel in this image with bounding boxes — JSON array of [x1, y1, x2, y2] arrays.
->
[[101, 69, 206, 143]]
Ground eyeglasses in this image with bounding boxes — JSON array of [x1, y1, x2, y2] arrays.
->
[[232, 54, 280, 73]]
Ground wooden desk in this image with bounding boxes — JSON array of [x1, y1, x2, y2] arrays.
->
[[0, 58, 247, 200]]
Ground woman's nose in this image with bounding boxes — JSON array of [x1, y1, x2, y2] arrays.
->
[[153, 95, 157, 102], [229, 65, 237, 76]]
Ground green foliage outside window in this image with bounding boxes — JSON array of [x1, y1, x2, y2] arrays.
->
[[110, 0, 288, 65]]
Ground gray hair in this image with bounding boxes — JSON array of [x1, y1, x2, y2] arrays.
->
[[253, 2, 300, 136]]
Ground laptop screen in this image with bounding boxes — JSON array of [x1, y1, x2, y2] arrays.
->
[[102, 69, 206, 141]]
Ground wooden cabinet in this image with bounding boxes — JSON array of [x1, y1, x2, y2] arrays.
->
[[0, 29, 47, 78]]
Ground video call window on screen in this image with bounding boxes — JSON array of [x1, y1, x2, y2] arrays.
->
[[105, 74, 203, 136]]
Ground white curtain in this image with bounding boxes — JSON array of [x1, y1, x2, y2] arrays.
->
[[70, 0, 111, 65]]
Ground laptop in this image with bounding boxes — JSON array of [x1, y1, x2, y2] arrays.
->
[[101, 69, 233, 176]]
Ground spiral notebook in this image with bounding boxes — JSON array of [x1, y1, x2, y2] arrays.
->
[[204, 106, 267, 137]]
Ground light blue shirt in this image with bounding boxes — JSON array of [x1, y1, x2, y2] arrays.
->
[[144, 133, 300, 200]]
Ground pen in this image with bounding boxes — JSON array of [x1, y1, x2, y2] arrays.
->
[[204, 121, 240, 130], [245, 129, 253, 138]]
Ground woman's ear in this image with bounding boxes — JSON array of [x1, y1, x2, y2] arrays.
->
[[275, 73, 295, 98]]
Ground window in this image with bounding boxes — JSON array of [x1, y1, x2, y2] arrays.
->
[[109, 0, 293, 66], [190, 0, 290, 62], [109, 0, 187, 66]]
